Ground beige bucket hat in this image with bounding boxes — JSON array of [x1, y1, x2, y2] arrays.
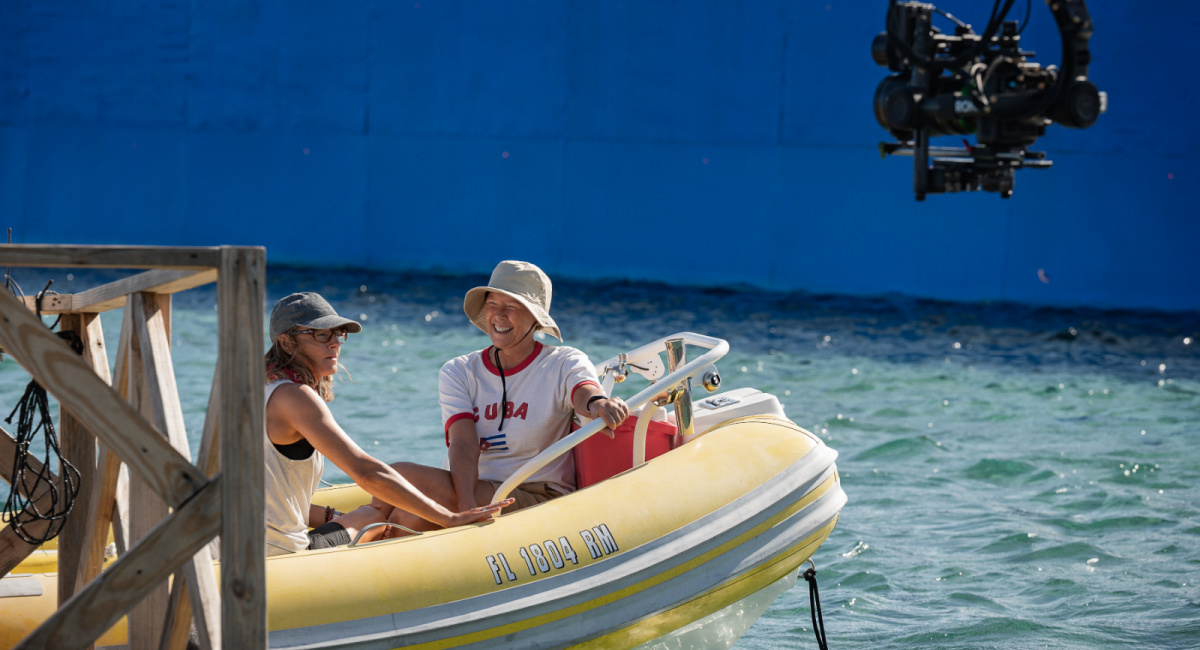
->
[[463, 260, 562, 341]]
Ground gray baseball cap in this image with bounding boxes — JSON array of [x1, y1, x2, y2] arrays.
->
[[269, 292, 362, 342]]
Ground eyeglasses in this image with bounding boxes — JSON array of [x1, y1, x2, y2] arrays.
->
[[291, 328, 349, 343]]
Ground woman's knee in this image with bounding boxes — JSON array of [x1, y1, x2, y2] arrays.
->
[[389, 460, 423, 475]]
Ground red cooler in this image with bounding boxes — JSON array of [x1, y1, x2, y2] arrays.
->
[[574, 416, 677, 489]]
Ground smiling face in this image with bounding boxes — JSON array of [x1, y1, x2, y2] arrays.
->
[[283, 328, 344, 378], [483, 292, 538, 353]]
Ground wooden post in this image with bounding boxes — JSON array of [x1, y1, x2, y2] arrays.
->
[[131, 292, 220, 650], [185, 375, 224, 650], [74, 314, 130, 599], [55, 313, 109, 614], [160, 575, 195, 650], [125, 296, 169, 650], [110, 306, 136, 555], [0, 245, 266, 650], [218, 246, 267, 649]]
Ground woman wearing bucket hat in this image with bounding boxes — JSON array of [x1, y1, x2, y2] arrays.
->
[[262, 292, 511, 555], [383, 261, 629, 534]]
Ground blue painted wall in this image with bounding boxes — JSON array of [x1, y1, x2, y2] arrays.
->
[[1, 1, 1196, 312]]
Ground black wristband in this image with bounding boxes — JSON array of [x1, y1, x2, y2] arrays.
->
[[586, 395, 606, 413]]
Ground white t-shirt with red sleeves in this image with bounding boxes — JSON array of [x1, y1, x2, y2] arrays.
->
[[440, 342, 599, 495]]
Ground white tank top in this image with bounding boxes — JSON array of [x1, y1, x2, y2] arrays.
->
[[263, 379, 325, 555]]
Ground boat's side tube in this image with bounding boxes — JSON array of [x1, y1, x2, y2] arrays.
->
[[493, 333, 729, 505]]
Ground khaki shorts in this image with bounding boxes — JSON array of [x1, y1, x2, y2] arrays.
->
[[484, 480, 568, 513]]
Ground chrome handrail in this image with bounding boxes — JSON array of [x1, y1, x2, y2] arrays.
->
[[492, 332, 728, 508]]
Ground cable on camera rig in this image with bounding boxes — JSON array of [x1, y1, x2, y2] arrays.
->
[[873, 0, 1105, 200]]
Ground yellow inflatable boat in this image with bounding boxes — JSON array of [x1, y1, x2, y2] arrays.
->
[[0, 333, 846, 649]]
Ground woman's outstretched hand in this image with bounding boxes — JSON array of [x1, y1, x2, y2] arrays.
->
[[445, 498, 514, 527]]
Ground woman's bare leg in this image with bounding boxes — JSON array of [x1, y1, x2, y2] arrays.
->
[[331, 504, 389, 543], [382, 461, 495, 537]]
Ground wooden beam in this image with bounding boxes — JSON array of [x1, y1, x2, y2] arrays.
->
[[0, 244, 220, 270], [56, 313, 108, 610], [12, 474, 222, 650], [218, 246, 267, 650], [109, 306, 135, 555], [126, 294, 170, 650], [132, 292, 190, 476], [0, 515, 53, 578], [19, 269, 218, 315], [131, 292, 221, 650], [196, 372, 221, 477], [0, 424, 54, 494], [184, 373, 223, 650], [0, 288, 207, 509], [0, 425, 59, 577], [75, 305, 132, 596], [75, 445, 121, 592], [16, 293, 71, 313], [160, 572, 194, 650], [182, 374, 222, 650]]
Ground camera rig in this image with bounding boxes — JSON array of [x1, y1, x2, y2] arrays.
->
[[873, 0, 1105, 200]]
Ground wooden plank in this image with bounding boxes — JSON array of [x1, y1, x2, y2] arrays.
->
[[17, 293, 71, 313], [0, 425, 58, 577], [0, 287, 207, 509], [187, 374, 222, 650], [160, 571, 194, 650], [75, 445, 121, 592], [0, 424, 54, 494], [132, 292, 190, 465], [183, 376, 223, 650], [132, 292, 221, 650], [0, 244, 220, 270], [77, 311, 112, 384], [112, 464, 132, 554], [180, 552, 219, 650], [0, 516, 53, 577], [218, 246, 267, 650], [75, 305, 132, 592], [56, 313, 107, 609], [18, 269, 218, 315], [109, 306, 134, 555], [196, 372, 221, 477], [12, 474, 222, 650], [69, 314, 112, 650], [126, 294, 170, 650], [156, 293, 172, 342]]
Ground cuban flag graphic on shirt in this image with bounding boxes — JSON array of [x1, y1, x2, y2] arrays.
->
[[480, 433, 508, 451]]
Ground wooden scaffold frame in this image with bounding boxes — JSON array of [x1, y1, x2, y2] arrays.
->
[[0, 245, 266, 650]]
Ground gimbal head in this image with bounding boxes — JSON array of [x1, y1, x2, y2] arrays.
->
[[873, 0, 1105, 200]]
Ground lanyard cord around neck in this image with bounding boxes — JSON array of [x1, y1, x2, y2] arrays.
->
[[492, 345, 508, 432], [492, 324, 538, 432]]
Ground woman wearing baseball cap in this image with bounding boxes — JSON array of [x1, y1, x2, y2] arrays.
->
[[262, 292, 511, 555], [383, 261, 629, 535]]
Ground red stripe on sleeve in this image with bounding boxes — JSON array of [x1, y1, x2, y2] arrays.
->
[[444, 412, 475, 445], [570, 380, 601, 404]]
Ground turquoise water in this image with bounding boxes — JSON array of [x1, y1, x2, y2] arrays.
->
[[3, 267, 1198, 649]]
